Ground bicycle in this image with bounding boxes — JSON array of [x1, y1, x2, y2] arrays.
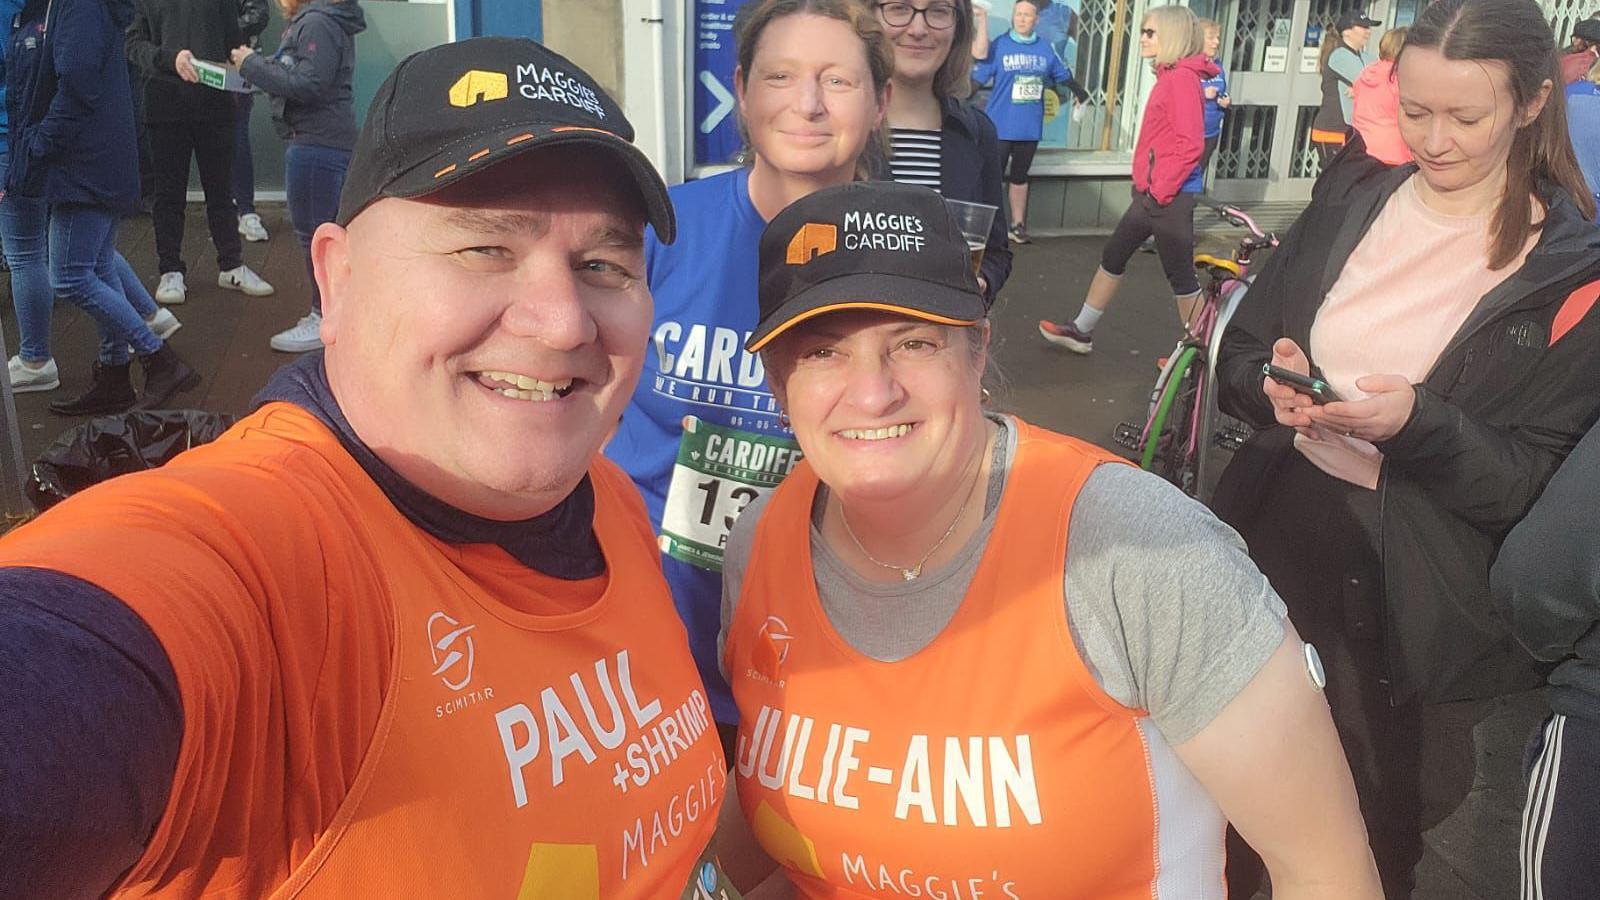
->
[[1113, 197, 1278, 496]]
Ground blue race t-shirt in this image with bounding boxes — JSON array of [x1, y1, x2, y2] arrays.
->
[[972, 32, 1073, 142], [605, 168, 799, 726], [1201, 66, 1228, 138], [1566, 79, 1600, 99]]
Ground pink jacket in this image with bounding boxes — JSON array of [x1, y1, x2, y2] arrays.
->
[[1131, 54, 1216, 204], [1351, 59, 1412, 166]]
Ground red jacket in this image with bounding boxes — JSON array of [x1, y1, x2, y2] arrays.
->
[[1561, 48, 1598, 84], [1351, 59, 1412, 165], [1131, 54, 1217, 205]]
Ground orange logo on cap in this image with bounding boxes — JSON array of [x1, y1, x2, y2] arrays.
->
[[449, 70, 509, 107], [785, 223, 837, 265]]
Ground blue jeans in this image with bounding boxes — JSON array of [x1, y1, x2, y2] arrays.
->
[[286, 143, 350, 314], [232, 92, 255, 216], [49, 204, 160, 365], [1, 187, 54, 363]]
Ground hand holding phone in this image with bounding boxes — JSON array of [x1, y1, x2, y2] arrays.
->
[[1262, 363, 1343, 404]]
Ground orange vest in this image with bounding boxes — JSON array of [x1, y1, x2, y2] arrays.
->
[[725, 420, 1221, 898], [0, 404, 724, 898]]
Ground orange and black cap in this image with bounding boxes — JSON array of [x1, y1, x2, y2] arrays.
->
[[335, 37, 675, 242], [747, 182, 985, 353]]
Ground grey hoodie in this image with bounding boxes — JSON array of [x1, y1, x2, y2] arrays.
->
[[238, 0, 365, 149]]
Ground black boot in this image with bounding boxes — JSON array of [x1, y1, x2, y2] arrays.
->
[[48, 361, 136, 416], [137, 343, 201, 409]]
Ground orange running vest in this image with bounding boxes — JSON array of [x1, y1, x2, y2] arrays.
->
[[0, 404, 724, 898], [725, 420, 1217, 899]]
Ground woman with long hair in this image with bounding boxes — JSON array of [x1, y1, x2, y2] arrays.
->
[[1038, 4, 1215, 354], [1212, 0, 1600, 894], [878, 0, 1011, 300], [1350, 26, 1411, 165], [232, 0, 366, 353], [1311, 12, 1378, 167], [605, 0, 891, 763], [713, 180, 1381, 899]]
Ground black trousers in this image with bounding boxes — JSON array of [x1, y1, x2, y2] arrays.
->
[[1100, 189, 1200, 296], [1214, 446, 1485, 899], [1521, 713, 1600, 900], [997, 139, 1038, 185], [148, 119, 242, 276]]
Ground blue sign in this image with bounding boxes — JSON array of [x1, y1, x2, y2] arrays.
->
[[1304, 23, 1323, 48], [694, 0, 748, 165]]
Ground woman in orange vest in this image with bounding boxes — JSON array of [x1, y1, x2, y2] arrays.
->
[[708, 180, 1382, 899]]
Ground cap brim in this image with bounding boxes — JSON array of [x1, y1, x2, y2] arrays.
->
[[745, 273, 985, 353], [342, 126, 676, 243]]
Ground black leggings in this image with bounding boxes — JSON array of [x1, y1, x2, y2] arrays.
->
[[1099, 189, 1200, 296], [997, 139, 1039, 185]]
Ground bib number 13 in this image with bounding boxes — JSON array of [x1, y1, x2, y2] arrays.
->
[[659, 416, 802, 572]]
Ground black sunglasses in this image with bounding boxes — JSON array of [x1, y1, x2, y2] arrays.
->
[[1141, 27, 1156, 37]]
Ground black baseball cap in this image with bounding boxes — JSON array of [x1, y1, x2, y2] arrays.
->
[[747, 182, 985, 353], [335, 36, 675, 242], [1335, 12, 1381, 30], [1574, 19, 1600, 43]]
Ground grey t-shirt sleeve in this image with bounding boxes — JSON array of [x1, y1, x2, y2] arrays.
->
[[1065, 465, 1287, 744], [718, 491, 773, 683]]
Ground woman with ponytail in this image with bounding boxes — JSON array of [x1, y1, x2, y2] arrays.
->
[[1212, 0, 1600, 894]]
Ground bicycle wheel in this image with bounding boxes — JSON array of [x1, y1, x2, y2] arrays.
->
[[1141, 345, 1202, 494]]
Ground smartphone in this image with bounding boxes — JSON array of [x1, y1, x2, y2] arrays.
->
[[1262, 363, 1342, 404]]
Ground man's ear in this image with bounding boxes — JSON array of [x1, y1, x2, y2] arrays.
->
[[312, 221, 351, 345]]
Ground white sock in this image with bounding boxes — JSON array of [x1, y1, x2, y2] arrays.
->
[[1072, 305, 1104, 334]]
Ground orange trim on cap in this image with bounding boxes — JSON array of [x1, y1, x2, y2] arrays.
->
[[468, 148, 491, 162], [746, 302, 980, 352], [506, 133, 536, 145], [552, 125, 620, 138], [433, 163, 458, 179]]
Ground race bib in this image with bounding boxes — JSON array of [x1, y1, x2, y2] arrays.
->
[[1011, 74, 1044, 103], [659, 416, 802, 571]]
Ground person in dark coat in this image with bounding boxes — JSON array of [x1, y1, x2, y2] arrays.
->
[[1494, 418, 1600, 900], [1210, 0, 1600, 894], [233, 0, 365, 353], [127, 0, 274, 304], [232, 0, 272, 243], [5, 0, 201, 414]]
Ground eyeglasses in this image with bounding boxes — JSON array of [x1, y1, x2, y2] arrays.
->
[[877, 2, 959, 30], [1141, 28, 1156, 37]]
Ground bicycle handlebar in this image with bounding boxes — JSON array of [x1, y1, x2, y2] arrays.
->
[[1196, 196, 1272, 242]]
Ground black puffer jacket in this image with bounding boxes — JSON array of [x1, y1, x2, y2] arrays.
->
[[1215, 140, 1600, 704]]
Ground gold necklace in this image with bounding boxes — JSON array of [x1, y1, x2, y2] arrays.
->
[[836, 457, 984, 581]]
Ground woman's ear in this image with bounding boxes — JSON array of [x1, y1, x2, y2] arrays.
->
[[1521, 77, 1553, 127]]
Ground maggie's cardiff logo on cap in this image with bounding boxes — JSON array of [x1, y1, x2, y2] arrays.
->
[[785, 223, 837, 265], [449, 70, 509, 107]]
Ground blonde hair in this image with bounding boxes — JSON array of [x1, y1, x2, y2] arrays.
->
[[1378, 26, 1407, 61], [1143, 6, 1203, 68], [1588, 54, 1600, 85]]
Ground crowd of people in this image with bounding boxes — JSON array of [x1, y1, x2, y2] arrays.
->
[[0, 0, 363, 414], [0, 0, 1599, 899]]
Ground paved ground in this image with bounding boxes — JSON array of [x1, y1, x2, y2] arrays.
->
[[0, 205, 1542, 898]]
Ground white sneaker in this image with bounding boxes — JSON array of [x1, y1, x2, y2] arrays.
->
[[270, 311, 324, 353], [218, 265, 275, 297], [8, 355, 59, 392], [145, 307, 182, 340], [155, 271, 187, 305], [238, 213, 269, 242]]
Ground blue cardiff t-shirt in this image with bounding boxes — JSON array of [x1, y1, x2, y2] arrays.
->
[[605, 168, 798, 727], [972, 33, 1073, 142], [1201, 67, 1228, 138]]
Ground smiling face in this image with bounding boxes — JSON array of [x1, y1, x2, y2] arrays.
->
[[1204, 25, 1221, 58], [1344, 25, 1372, 52], [1397, 46, 1547, 198], [317, 147, 652, 520], [736, 13, 887, 183], [879, 2, 959, 87], [767, 310, 987, 506], [1011, 0, 1038, 36]]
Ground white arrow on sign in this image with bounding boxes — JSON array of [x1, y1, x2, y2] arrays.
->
[[699, 71, 736, 134]]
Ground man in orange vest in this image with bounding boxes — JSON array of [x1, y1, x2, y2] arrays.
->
[[0, 38, 729, 898]]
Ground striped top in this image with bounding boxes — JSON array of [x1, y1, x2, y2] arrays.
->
[[889, 127, 943, 192]]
